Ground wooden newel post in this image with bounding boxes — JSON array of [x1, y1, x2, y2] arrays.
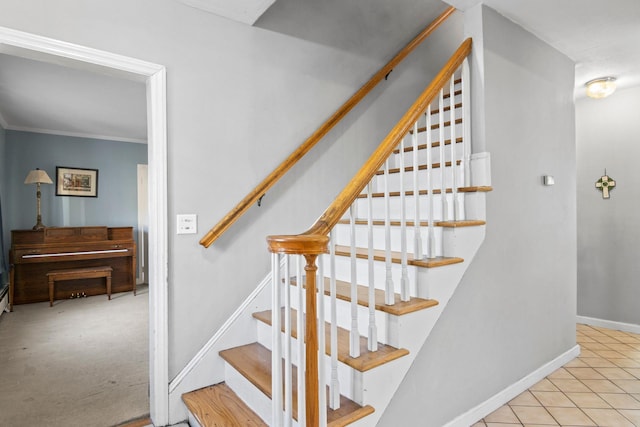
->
[[267, 234, 329, 427]]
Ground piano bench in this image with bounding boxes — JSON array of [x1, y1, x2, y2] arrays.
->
[[46, 266, 113, 307]]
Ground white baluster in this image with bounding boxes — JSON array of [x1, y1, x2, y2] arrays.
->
[[426, 110, 436, 259], [439, 88, 448, 223], [349, 206, 360, 358], [450, 76, 459, 221], [384, 160, 394, 305], [366, 183, 378, 351], [329, 230, 340, 409], [462, 59, 472, 193], [283, 255, 292, 426], [317, 256, 327, 427], [271, 253, 283, 427], [412, 121, 424, 260], [399, 137, 410, 302]]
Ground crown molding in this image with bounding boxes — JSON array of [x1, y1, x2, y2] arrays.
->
[[5, 125, 147, 144]]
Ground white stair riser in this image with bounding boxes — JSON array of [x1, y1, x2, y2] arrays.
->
[[330, 255, 420, 296], [255, 320, 363, 403], [333, 221, 445, 256], [224, 362, 284, 426], [389, 138, 464, 168], [369, 163, 465, 193], [351, 193, 465, 222], [286, 284, 396, 346], [388, 126, 465, 168]]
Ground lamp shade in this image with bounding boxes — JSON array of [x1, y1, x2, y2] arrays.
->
[[24, 168, 53, 185]]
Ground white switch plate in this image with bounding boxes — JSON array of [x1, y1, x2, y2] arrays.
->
[[543, 175, 555, 186], [177, 214, 197, 234]]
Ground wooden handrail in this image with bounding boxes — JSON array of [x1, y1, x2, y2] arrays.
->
[[199, 6, 456, 248], [290, 38, 471, 241]]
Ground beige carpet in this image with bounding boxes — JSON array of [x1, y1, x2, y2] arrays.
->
[[0, 285, 149, 427]]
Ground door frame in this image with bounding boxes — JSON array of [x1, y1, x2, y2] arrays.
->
[[0, 27, 170, 425]]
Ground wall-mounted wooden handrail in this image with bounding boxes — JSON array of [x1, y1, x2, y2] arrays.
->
[[199, 6, 456, 248]]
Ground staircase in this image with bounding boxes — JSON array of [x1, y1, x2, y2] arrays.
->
[[181, 38, 492, 426]]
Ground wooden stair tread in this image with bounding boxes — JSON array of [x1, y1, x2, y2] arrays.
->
[[412, 117, 463, 132], [375, 159, 461, 175], [393, 137, 463, 153], [337, 219, 486, 228], [182, 382, 267, 427], [357, 185, 493, 198], [291, 276, 438, 316], [253, 308, 410, 372], [219, 343, 375, 426], [334, 245, 464, 268], [428, 102, 462, 116]]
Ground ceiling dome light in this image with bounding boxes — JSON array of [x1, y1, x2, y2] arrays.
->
[[585, 77, 617, 99]]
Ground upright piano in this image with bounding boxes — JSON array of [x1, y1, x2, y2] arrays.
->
[[9, 226, 136, 310]]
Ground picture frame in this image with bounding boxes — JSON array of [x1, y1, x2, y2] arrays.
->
[[56, 166, 99, 197]]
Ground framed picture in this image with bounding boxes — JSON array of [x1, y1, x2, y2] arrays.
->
[[56, 166, 99, 197]]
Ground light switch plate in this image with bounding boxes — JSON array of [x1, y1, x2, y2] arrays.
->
[[177, 214, 197, 234], [543, 175, 555, 186]]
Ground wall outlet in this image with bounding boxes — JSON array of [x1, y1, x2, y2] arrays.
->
[[177, 214, 197, 234]]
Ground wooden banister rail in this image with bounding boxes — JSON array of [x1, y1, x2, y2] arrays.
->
[[200, 6, 456, 248], [304, 38, 472, 238], [266, 37, 472, 426]]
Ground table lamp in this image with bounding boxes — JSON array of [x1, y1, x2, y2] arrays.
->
[[24, 168, 53, 230]]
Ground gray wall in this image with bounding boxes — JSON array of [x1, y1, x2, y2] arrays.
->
[[3, 131, 147, 252], [380, 6, 577, 425], [576, 86, 640, 326], [0, 0, 464, 388]]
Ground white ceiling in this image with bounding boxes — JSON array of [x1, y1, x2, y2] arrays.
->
[[0, 51, 147, 143], [0, 0, 638, 143], [447, 0, 640, 96]]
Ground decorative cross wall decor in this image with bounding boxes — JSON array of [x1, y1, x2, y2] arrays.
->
[[595, 170, 616, 199]]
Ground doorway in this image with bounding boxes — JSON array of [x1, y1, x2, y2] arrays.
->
[[0, 27, 169, 425]]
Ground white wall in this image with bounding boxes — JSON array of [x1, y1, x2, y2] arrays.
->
[[379, 6, 577, 425], [0, 2, 465, 423], [576, 86, 640, 326]]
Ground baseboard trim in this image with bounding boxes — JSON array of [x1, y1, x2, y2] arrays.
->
[[577, 315, 640, 335], [443, 344, 580, 427]]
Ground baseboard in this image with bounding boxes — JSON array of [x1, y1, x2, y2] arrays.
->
[[443, 344, 580, 427], [577, 315, 640, 335]]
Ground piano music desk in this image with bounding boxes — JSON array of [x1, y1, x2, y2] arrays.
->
[[47, 266, 113, 307]]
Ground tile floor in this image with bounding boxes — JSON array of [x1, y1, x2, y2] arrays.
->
[[472, 324, 640, 426]]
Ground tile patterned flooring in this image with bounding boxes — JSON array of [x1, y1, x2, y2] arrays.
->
[[473, 324, 640, 426]]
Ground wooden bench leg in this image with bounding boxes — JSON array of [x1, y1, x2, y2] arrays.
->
[[106, 274, 112, 300], [48, 277, 55, 307]]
